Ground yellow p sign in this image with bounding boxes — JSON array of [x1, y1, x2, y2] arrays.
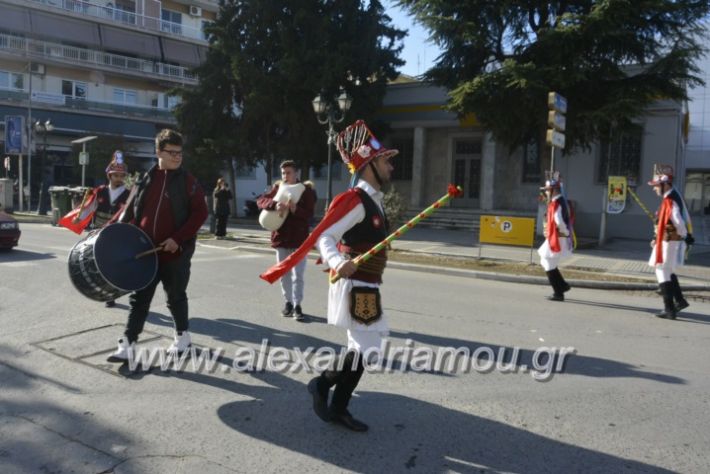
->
[[479, 215, 536, 247]]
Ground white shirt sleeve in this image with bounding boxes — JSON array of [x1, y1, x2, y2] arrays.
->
[[554, 203, 569, 235], [317, 204, 365, 270], [670, 201, 687, 237]]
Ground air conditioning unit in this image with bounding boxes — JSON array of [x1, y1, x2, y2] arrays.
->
[[30, 63, 45, 75], [189, 5, 202, 17]]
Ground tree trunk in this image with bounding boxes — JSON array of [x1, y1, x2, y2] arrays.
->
[[228, 157, 238, 217]]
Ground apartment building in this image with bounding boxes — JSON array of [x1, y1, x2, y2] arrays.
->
[[0, 0, 214, 206]]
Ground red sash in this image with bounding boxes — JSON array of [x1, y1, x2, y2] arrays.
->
[[654, 197, 673, 264], [260, 189, 362, 283], [547, 199, 561, 253]]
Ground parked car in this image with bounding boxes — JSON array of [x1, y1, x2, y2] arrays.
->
[[0, 212, 20, 249]]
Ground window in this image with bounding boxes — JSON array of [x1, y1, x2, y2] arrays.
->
[[61, 80, 87, 100], [115, 0, 136, 23], [597, 129, 643, 184], [522, 138, 541, 183], [161, 9, 183, 35], [202, 20, 212, 41], [390, 136, 413, 180], [0, 70, 24, 90], [113, 88, 137, 105]]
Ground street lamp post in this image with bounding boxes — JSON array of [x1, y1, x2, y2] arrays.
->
[[312, 89, 352, 210], [34, 119, 53, 214]]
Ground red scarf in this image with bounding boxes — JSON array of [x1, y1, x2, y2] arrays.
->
[[546, 199, 561, 253], [260, 188, 363, 284], [654, 196, 673, 264]]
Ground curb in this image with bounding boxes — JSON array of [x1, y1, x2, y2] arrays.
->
[[201, 241, 710, 291]]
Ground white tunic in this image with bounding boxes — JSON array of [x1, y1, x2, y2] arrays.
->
[[317, 180, 389, 337], [648, 188, 687, 272]]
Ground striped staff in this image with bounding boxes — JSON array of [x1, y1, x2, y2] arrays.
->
[[330, 184, 464, 284], [627, 187, 655, 222]]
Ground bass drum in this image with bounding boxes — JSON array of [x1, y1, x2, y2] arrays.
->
[[68, 223, 158, 302]]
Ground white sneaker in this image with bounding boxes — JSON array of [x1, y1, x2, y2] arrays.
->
[[166, 331, 192, 354], [107, 337, 134, 363]]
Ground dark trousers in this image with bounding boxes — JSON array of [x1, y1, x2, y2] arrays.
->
[[124, 246, 194, 343], [215, 214, 228, 237], [318, 351, 365, 414]]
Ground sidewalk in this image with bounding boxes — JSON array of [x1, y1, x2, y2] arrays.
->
[[215, 219, 710, 286], [14, 211, 710, 288]]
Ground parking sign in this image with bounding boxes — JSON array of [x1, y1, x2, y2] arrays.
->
[[4, 115, 25, 154]]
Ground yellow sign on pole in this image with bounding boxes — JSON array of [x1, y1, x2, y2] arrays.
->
[[607, 176, 627, 214], [479, 215, 536, 246]]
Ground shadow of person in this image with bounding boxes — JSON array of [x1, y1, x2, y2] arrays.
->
[[216, 383, 674, 473], [563, 299, 661, 313], [0, 249, 55, 262], [388, 330, 685, 384]]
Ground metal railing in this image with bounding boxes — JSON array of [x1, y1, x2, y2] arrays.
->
[[0, 88, 177, 121], [0, 33, 197, 83], [29, 0, 207, 42]]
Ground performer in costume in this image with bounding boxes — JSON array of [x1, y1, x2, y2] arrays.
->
[[647, 164, 692, 319], [93, 151, 131, 307], [257, 160, 316, 321], [260, 120, 397, 432], [107, 129, 208, 362], [538, 172, 573, 301]]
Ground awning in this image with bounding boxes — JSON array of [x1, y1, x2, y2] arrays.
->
[[31, 11, 101, 47], [0, 5, 31, 35], [99, 25, 161, 59], [162, 38, 201, 67]]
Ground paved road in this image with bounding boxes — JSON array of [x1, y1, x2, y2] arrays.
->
[[1, 224, 709, 473]]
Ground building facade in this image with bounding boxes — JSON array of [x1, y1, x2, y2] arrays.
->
[[0, 0, 215, 207], [236, 80, 686, 240]]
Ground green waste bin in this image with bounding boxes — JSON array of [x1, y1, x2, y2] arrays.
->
[[68, 187, 91, 209], [49, 186, 72, 226]]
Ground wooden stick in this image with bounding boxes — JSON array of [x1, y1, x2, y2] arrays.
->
[[329, 184, 463, 284], [134, 245, 162, 259]]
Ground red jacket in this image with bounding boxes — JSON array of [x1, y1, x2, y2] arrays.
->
[[257, 182, 316, 249]]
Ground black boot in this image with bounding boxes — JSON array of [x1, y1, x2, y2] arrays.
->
[[545, 270, 564, 301], [329, 352, 368, 432], [655, 282, 677, 320], [555, 269, 571, 293], [670, 274, 689, 312]]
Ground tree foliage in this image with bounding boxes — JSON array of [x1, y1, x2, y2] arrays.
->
[[397, 0, 709, 151], [174, 0, 405, 185]]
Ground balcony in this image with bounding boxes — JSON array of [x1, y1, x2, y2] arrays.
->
[[0, 88, 177, 122], [28, 0, 207, 43], [0, 33, 197, 84]]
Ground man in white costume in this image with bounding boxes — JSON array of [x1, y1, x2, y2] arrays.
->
[[647, 164, 692, 320], [538, 172, 573, 301]]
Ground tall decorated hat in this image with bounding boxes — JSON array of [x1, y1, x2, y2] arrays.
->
[[540, 170, 562, 190], [335, 120, 398, 174], [647, 163, 673, 186], [105, 150, 127, 175]]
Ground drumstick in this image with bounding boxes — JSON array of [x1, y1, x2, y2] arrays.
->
[[135, 245, 163, 259]]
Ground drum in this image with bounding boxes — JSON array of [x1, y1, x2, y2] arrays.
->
[[68, 223, 158, 302]]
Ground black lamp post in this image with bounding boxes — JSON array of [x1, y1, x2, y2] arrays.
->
[[312, 89, 352, 210], [34, 119, 53, 214]]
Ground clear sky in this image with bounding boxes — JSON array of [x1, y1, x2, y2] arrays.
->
[[383, 1, 442, 77]]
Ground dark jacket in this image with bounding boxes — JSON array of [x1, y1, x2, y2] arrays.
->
[[257, 181, 316, 248], [93, 184, 129, 227], [119, 165, 208, 262], [213, 187, 233, 216]]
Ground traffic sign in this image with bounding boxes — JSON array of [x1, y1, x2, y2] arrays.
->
[[547, 110, 566, 132], [546, 129, 566, 148], [547, 92, 567, 114], [79, 152, 89, 165]]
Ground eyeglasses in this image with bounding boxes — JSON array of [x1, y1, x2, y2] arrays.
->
[[162, 149, 183, 157]]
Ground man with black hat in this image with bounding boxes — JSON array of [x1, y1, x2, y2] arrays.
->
[[648, 164, 692, 319], [538, 171, 573, 301]]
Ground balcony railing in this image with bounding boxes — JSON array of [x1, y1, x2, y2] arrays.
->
[[0, 33, 197, 84], [29, 0, 207, 42], [0, 88, 177, 121]]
